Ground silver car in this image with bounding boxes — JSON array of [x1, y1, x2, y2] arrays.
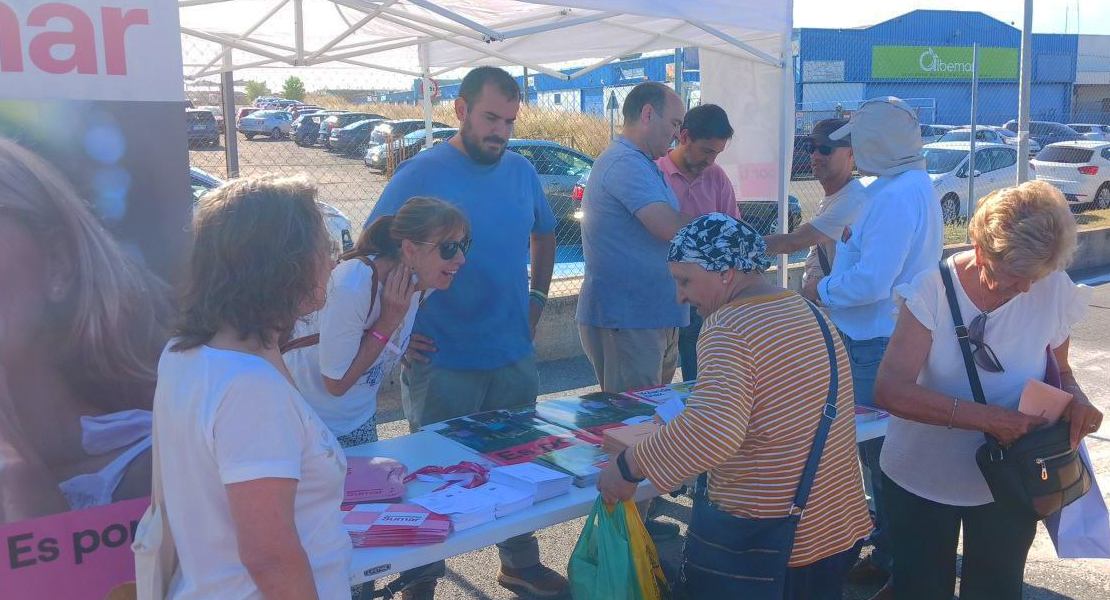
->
[[190, 167, 353, 259], [237, 110, 294, 140]]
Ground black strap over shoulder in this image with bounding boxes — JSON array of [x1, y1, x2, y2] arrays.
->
[[792, 300, 840, 513], [280, 255, 380, 354], [816, 244, 832, 276], [938, 257, 986, 406]]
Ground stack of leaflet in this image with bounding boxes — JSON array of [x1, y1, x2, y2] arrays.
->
[[342, 456, 407, 508], [489, 463, 573, 501], [410, 481, 536, 529], [602, 422, 660, 456], [342, 503, 452, 547], [471, 481, 535, 518]]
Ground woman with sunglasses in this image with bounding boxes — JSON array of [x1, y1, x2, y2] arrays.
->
[[874, 180, 1102, 600], [285, 196, 470, 449]]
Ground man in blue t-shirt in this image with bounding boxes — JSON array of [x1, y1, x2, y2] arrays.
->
[[363, 66, 564, 599]]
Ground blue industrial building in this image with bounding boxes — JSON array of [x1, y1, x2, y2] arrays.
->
[[376, 52, 699, 113], [797, 10, 1078, 127]]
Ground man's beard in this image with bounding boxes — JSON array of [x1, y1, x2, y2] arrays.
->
[[460, 118, 507, 165]]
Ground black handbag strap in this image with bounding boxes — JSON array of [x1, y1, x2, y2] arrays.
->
[[938, 257, 1003, 454], [792, 300, 840, 513], [938, 257, 986, 406]]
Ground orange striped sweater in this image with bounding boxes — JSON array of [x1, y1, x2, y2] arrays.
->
[[632, 291, 873, 567]]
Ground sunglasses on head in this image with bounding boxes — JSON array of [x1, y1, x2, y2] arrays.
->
[[415, 238, 471, 260], [802, 138, 850, 156]]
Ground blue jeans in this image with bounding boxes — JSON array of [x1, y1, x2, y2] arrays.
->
[[678, 306, 703, 382], [841, 334, 892, 574]]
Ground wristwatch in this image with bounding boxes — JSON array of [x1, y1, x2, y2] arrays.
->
[[616, 450, 645, 484]]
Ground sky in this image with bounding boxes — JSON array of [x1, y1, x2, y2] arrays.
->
[[183, 0, 1110, 93], [793, 0, 1109, 35]]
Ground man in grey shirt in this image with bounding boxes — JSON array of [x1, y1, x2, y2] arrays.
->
[[576, 82, 691, 395]]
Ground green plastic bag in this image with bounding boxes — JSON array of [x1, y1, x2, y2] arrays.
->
[[568, 497, 637, 600]]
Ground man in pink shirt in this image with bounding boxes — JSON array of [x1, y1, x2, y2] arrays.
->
[[656, 104, 739, 381]]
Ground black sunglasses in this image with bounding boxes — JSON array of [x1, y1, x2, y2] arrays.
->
[[415, 238, 471, 260], [967, 312, 1005, 373], [802, 138, 850, 156]]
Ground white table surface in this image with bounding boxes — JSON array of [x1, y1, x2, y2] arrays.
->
[[344, 415, 889, 585]]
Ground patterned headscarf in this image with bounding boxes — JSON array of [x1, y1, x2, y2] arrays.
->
[[668, 213, 771, 273]]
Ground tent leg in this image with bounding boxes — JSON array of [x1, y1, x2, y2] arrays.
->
[[221, 47, 240, 178], [419, 43, 435, 151]]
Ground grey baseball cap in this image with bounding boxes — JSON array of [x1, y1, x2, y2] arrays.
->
[[829, 97, 925, 176]]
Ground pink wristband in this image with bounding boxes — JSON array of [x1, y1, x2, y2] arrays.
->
[[369, 330, 390, 345]]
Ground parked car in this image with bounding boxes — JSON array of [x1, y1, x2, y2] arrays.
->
[[330, 119, 387, 156], [923, 142, 1019, 223], [196, 105, 224, 129], [1031, 141, 1110, 211], [736, 196, 803, 236], [365, 127, 457, 170], [791, 135, 812, 179], [1067, 124, 1110, 142], [369, 119, 452, 147], [921, 124, 956, 144], [571, 163, 801, 236], [1003, 120, 1084, 148], [318, 112, 383, 148], [506, 140, 594, 231], [236, 107, 260, 126], [237, 110, 294, 140], [185, 109, 220, 148], [290, 105, 324, 120], [938, 126, 1041, 156], [190, 167, 354, 259]]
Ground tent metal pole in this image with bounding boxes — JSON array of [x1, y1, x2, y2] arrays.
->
[[182, 27, 296, 63], [306, 0, 401, 62], [567, 22, 686, 81], [293, 0, 304, 63], [687, 21, 783, 68], [602, 21, 757, 64], [407, 0, 504, 41], [674, 47, 684, 100], [775, 6, 795, 287], [1017, 0, 1033, 183], [496, 11, 620, 39], [190, 0, 291, 76], [220, 47, 240, 179], [420, 43, 435, 151]]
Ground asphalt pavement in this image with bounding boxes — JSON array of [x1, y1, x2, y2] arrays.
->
[[364, 266, 1110, 600]]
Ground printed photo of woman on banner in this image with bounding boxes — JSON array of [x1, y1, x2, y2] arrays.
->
[[0, 0, 192, 597]]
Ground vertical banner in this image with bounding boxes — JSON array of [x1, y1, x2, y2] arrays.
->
[[0, 0, 189, 598]]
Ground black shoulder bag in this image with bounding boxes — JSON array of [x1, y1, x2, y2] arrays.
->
[[939, 258, 1091, 520]]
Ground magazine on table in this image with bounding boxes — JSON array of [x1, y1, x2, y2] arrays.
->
[[534, 443, 610, 487], [534, 391, 658, 444], [428, 407, 589, 465], [623, 380, 695, 406]]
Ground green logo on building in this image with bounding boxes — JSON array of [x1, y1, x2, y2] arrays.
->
[[872, 46, 1019, 79]]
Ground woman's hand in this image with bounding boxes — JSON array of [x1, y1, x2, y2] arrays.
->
[[985, 406, 1048, 447], [377, 265, 416, 334], [597, 460, 638, 505], [1063, 398, 1103, 449]]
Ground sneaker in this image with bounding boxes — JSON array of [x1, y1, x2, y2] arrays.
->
[[867, 579, 894, 600], [497, 564, 569, 598], [399, 581, 437, 600], [644, 519, 680, 542], [846, 554, 889, 584]]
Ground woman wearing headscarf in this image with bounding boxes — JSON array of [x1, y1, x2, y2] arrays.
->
[[597, 214, 872, 600]]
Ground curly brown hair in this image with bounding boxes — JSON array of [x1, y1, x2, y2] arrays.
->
[[172, 175, 328, 351]]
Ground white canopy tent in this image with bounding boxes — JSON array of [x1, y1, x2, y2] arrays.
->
[[179, 0, 796, 279]]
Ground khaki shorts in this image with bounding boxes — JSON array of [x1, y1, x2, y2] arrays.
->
[[577, 324, 679, 394], [401, 353, 539, 431]]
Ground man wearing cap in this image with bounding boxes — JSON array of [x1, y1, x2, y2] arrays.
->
[[812, 97, 944, 599], [764, 118, 868, 303], [656, 103, 740, 381]]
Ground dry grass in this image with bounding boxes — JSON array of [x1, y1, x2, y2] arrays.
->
[[942, 206, 1110, 247], [303, 94, 613, 157]]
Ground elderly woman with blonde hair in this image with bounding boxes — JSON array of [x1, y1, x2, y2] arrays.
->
[[875, 180, 1103, 600]]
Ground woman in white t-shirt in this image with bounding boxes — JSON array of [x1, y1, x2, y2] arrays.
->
[[153, 175, 351, 600], [874, 181, 1103, 600], [285, 197, 470, 448]]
